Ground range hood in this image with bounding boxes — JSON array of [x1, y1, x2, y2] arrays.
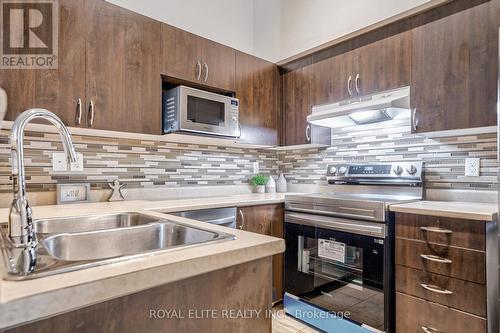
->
[[307, 86, 411, 128]]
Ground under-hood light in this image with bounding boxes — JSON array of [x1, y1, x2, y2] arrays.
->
[[307, 86, 411, 129]]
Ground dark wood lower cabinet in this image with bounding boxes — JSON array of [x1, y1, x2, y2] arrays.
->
[[396, 292, 486, 333], [395, 237, 485, 284], [396, 265, 486, 317], [237, 204, 284, 303], [2, 258, 272, 333], [395, 212, 490, 333]]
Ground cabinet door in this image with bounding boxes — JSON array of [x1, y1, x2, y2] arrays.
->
[[410, 1, 497, 133], [160, 23, 203, 83], [86, 0, 161, 134], [357, 31, 412, 96], [0, 0, 86, 125], [237, 204, 284, 303], [235, 51, 279, 145], [202, 39, 235, 91], [310, 54, 346, 106], [282, 64, 312, 146]]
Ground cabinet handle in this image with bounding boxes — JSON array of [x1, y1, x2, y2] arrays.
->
[[88, 99, 95, 127], [421, 326, 442, 333], [203, 62, 209, 82], [238, 210, 245, 230], [195, 61, 202, 81], [347, 75, 353, 97], [305, 124, 311, 143], [420, 254, 452, 264], [420, 226, 453, 234], [412, 108, 419, 131], [75, 98, 82, 125], [420, 283, 453, 295], [355, 73, 360, 95]]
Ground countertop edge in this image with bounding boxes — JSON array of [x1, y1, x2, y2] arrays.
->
[[389, 201, 498, 222], [0, 234, 284, 329]]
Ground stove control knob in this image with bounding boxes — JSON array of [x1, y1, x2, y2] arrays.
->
[[393, 165, 404, 176], [329, 166, 337, 175], [407, 165, 418, 175], [338, 166, 347, 175]]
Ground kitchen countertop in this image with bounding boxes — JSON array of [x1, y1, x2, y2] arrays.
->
[[0, 193, 287, 330], [390, 200, 498, 221]]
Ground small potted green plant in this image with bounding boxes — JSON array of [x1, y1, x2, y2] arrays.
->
[[250, 174, 268, 193]]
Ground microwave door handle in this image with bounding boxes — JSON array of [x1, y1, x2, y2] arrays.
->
[[237, 123, 242, 138]]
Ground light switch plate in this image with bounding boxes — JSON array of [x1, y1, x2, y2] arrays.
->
[[465, 158, 480, 177], [70, 153, 84, 171], [52, 152, 68, 171]]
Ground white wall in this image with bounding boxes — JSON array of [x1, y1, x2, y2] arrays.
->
[[107, 0, 255, 55], [108, 0, 431, 63], [278, 0, 430, 61]]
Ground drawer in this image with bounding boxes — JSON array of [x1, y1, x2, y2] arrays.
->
[[395, 238, 485, 284], [395, 213, 485, 250], [396, 265, 486, 317], [396, 292, 486, 333]]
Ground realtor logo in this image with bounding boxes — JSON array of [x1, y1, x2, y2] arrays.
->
[[0, 0, 58, 69]]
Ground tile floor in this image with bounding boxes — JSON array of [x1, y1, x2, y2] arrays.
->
[[272, 308, 321, 333]]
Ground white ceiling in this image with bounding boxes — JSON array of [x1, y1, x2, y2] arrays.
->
[[108, 0, 430, 63]]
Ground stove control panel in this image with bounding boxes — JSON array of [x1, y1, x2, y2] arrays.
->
[[327, 162, 423, 185]]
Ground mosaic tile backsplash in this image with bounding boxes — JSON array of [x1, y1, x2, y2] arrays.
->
[[0, 116, 497, 194], [277, 118, 498, 191], [0, 130, 279, 193]]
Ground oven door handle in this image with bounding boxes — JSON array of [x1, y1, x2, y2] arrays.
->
[[285, 212, 386, 238]]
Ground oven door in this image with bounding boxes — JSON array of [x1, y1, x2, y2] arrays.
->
[[284, 212, 389, 332], [179, 87, 234, 137]]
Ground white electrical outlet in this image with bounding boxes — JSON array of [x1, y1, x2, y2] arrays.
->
[[70, 153, 84, 172], [52, 152, 68, 171], [465, 158, 480, 177], [253, 161, 259, 174]]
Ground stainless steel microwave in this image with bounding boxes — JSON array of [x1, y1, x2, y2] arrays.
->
[[162, 86, 240, 138]]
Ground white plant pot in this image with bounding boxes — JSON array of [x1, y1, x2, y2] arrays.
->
[[255, 185, 265, 193]]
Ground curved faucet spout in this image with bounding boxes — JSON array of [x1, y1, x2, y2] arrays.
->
[[8, 109, 77, 273]]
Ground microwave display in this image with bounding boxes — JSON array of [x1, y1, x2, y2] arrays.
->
[[187, 95, 225, 126]]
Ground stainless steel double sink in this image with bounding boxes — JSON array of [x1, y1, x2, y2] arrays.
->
[[0, 212, 235, 280]]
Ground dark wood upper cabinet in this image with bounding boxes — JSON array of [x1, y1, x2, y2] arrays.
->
[[310, 53, 347, 106], [357, 31, 412, 96], [160, 24, 204, 84], [310, 31, 411, 107], [86, 0, 161, 134], [34, 0, 87, 128], [1, 0, 86, 126], [410, 1, 497, 133], [282, 64, 312, 146], [235, 51, 279, 145], [202, 39, 236, 91], [161, 24, 235, 91]]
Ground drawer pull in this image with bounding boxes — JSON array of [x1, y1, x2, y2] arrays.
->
[[420, 226, 453, 234], [421, 326, 442, 333], [420, 283, 453, 295], [420, 254, 452, 264]]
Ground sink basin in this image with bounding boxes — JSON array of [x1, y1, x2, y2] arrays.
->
[[35, 212, 159, 234], [0, 212, 235, 280], [42, 221, 227, 261]]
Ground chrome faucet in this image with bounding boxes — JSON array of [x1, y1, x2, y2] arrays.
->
[[8, 109, 77, 273]]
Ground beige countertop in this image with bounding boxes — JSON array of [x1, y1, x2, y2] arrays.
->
[[0, 193, 287, 329], [390, 200, 498, 221]]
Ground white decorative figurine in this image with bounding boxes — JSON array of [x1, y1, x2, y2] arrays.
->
[[107, 179, 126, 202]]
